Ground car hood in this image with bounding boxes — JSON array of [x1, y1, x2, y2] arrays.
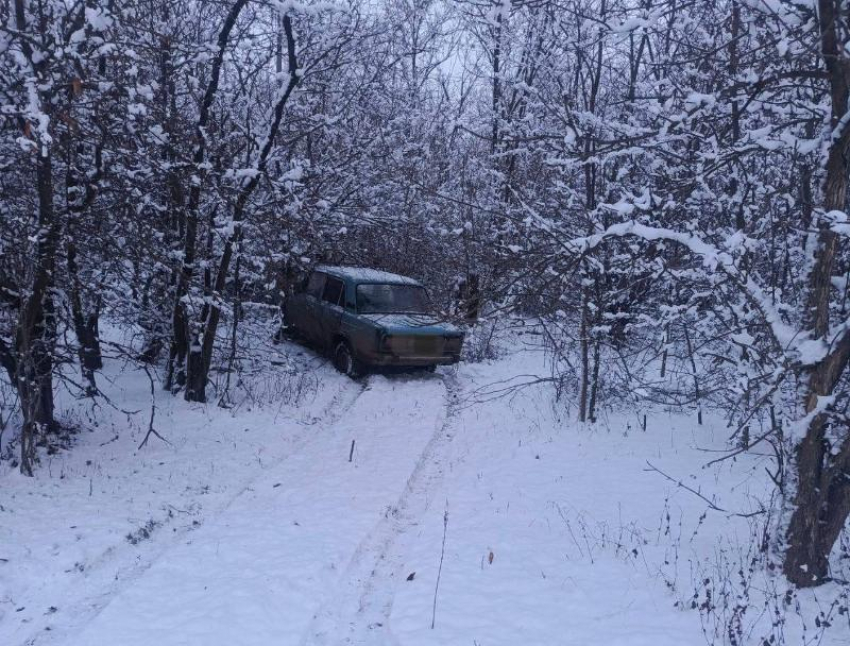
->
[[361, 314, 462, 336]]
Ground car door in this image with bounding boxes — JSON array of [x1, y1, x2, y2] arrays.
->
[[318, 276, 346, 348], [284, 274, 308, 331], [300, 271, 326, 343]]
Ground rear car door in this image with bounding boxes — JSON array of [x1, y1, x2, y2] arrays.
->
[[301, 271, 326, 343], [317, 276, 346, 348]]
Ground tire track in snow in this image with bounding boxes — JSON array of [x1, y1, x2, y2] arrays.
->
[[299, 372, 463, 646], [22, 376, 367, 646]]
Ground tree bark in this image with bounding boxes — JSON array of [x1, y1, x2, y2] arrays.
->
[[588, 340, 600, 423], [491, 8, 503, 153], [783, 0, 850, 587], [66, 212, 102, 395], [16, 149, 60, 475]]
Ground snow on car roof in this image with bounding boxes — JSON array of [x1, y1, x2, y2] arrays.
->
[[315, 265, 422, 286]]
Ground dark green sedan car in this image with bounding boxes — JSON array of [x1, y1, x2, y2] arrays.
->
[[284, 266, 464, 377]]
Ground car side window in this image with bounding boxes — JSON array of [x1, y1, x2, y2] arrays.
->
[[322, 277, 345, 306], [306, 272, 325, 298]]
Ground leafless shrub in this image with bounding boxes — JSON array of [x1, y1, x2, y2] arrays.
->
[[670, 514, 849, 646], [0, 378, 19, 462], [462, 318, 501, 363]]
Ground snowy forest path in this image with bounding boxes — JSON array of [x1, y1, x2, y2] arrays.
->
[[298, 372, 463, 646], [17, 377, 367, 646], [54, 372, 452, 646]]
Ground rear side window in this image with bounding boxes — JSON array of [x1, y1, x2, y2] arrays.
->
[[322, 277, 345, 306], [306, 272, 325, 298]]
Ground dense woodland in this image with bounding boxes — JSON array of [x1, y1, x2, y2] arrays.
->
[[2, 0, 850, 590]]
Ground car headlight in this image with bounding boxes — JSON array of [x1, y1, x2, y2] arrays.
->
[[444, 335, 462, 351]]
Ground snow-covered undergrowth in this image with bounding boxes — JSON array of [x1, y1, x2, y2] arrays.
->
[[1, 321, 847, 645]]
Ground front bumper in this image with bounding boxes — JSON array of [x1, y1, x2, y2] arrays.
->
[[358, 331, 464, 367]]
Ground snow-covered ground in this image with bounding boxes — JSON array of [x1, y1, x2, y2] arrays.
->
[[1, 325, 848, 645]]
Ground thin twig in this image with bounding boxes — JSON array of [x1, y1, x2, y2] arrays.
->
[[431, 501, 449, 630], [645, 461, 764, 518], [138, 362, 169, 450]]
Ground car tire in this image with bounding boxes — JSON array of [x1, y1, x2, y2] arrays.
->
[[333, 341, 364, 378], [282, 324, 301, 339]]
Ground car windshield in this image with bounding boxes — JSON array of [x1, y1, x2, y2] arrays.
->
[[356, 284, 430, 314]]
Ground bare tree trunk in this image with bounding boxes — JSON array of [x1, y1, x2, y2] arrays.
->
[[184, 14, 299, 402], [16, 149, 59, 475], [63, 118, 105, 396], [728, 1, 747, 235], [588, 340, 600, 423], [461, 272, 480, 323], [682, 321, 702, 425], [491, 7, 503, 153], [165, 0, 250, 393], [67, 226, 102, 395], [578, 287, 589, 423], [9, 0, 61, 476], [219, 247, 242, 408], [137, 271, 164, 363], [784, 0, 850, 587]]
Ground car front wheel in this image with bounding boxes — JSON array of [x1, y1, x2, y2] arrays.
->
[[333, 341, 364, 378]]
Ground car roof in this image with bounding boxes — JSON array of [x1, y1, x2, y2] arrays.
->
[[315, 265, 422, 286]]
